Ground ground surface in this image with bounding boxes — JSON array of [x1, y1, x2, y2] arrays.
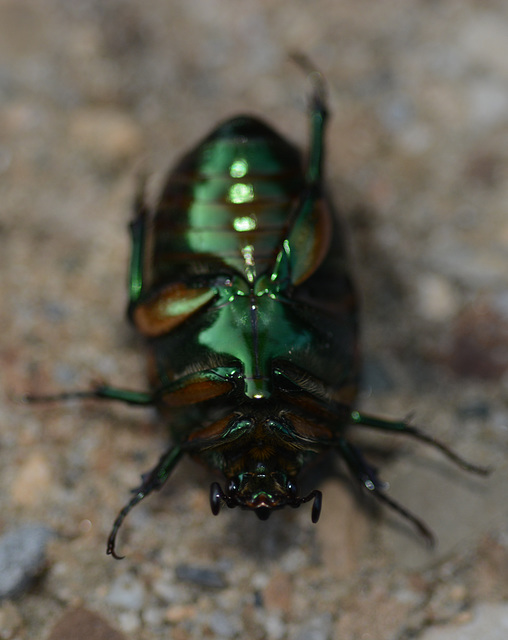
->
[[1, 1, 508, 639]]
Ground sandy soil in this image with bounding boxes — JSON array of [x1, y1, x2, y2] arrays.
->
[[1, 1, 508, 639]]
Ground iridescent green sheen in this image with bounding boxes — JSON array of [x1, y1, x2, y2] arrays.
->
[[101, 70, 485, 557], [112, 78, 363, 553], [150, 117, 304, 285], [31, 66, 488, 559]]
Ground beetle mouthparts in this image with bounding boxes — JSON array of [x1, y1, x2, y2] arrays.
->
[[255, 507, 271, 520], [209, 481, 322, 523]]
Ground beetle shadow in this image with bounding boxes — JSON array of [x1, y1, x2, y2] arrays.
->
[[339, 193, 433, 388], [349, 200, 410, 313]]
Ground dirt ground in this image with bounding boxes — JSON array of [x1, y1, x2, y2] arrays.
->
[[1, 1, 508, 639]]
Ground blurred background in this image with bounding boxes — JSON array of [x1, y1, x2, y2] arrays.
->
[[1, 1, 507, 639]]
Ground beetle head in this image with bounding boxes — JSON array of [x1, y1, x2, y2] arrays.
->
[[205, 412, 322, 522], [209, 472, 322, 523]]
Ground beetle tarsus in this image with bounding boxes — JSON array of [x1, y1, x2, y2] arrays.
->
[[368, 487, 436, 547], [336, 436, 437, 543], [106, 528, 126, 560]]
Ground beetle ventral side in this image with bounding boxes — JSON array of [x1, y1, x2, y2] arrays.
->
[[26, 61, 489, 559]]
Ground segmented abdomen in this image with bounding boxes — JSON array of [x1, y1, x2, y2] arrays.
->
[[150, 117, 304, 286]]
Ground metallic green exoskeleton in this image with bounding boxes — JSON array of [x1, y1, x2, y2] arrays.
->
[[28, 64, 488, 558]]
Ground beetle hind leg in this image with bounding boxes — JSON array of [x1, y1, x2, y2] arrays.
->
[[290, 52, 328, 187], [128, 173, 150, 311], [337, 437, 436, 545]]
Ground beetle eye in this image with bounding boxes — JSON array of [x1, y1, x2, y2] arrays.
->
[[228, 480, 238, 494]]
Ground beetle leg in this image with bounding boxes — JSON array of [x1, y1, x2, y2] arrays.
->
[[107, 445, 183, 559], [290, 53, 328, 186], [337, 437, 435, 545], [23, 367, 238, 408], [128, 173, 150, 311], [350, 411, 490, 475], [269, 66, 331, 288], [305, 68, 328, 187], [88, 384, 155, 405], [23, 384, 155, 406]]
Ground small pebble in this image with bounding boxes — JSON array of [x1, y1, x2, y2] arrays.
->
[[106, 574, 146, 611], [449, 301, 508, 378], [175, 563, 226, 588], [205, 610, 241, 638], [459, 13, 508, 74], [315, 479, 369, 581], [117, 611, 141, 634], [360, 357, 396, 393], [263, 612, 286, 640], [152, 577, 181, 604], [415, 274, 459, 322], [0, 600, 23, 639], [141, 607, 165, 628], [467, 79, 508, 129], [10, 451, 53, 506], [0, 525, 53, 599], [263, 571, 292, 613], [280, 549, 307, 573], [165, 604, 197, 624], [68, 108, 143, 170], [293, 613, 333, 640], [457, 400, 490, 420], [420, 602, 508, 640], [47, 607, 126, 640]]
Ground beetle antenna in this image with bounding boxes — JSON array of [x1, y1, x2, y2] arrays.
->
[[310, 490, 322, 523], [210, 482, 225, 515], [293, 488, 323, 523]]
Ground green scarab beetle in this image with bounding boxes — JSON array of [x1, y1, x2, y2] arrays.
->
[[28, 61, 488, 558]]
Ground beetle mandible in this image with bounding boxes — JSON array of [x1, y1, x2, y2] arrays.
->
[[28, 60, 488, 558]]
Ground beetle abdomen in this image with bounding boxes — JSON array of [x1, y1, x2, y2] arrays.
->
[[150, 116, 304, 285]]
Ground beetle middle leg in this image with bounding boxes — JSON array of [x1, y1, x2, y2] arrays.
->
[[350, 411, 490, 475], [23, 384, 155, 406]]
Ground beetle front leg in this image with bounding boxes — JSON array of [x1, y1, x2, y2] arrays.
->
[[107, 444, 183, 559]]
